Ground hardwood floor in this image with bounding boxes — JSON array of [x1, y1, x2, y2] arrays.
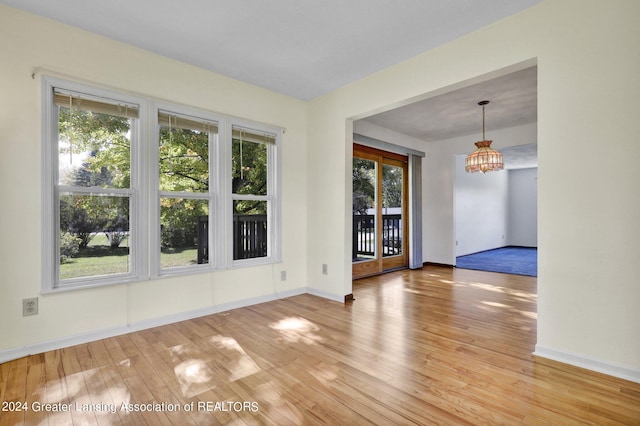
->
[[1, 266, 639, 425]]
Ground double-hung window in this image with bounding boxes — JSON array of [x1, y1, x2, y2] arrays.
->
[[42, 78, 146, 292], [230, 124, 279, 263], [42, 77, 281, 292], [152, 112, 281, 275], [152, 108, 219, 275]]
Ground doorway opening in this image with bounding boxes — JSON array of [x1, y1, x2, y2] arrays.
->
[[352, 144, 408, 279], [454, 152, 537, 276]]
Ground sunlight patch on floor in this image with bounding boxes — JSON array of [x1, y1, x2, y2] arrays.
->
[[309, 362, 339, 386], [270, 317, 323, 345], [467, 281, 536, 299], [39, 372, 104, 405], [254, 380, 305, 424], [482, 301, 511, 308], [173, 357, 214, 398], [209, 335, 261, 382], [210, 335, 241, 351], [479, 300, 538, 320], [37, 367, 131, 424], [174, 358, 211, 385], [170, 335, 263, 397], [61, 371, 89, 399]]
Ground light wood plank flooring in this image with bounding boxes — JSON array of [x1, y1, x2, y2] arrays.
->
[[1, 266, 639, 425]]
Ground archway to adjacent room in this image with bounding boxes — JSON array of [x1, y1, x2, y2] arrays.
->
[[454, 148, 538, 277], [351, 62, 537, 273]]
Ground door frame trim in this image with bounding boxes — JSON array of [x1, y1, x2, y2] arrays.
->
[[352, 143, 409, 279]]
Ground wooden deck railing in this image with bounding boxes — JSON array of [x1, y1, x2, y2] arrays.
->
[[353, 213, 402, 259], [197, 214, 268, 263], [199, 213, 400, 263], [233, 214, 267, 260]]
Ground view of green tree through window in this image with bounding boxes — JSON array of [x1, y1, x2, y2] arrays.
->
[[44, 77, 281, 291], [382, 163, 403, 257], [352, 157, 377, 260], [59, 195, 130, 278], [56, 91, 136, 281], [158, 112, 215, 268], [232, 127, 273, 260]]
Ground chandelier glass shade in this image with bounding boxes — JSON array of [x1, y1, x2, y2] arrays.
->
[[465, 140, 504, 173], [465, 101, 504, 173]]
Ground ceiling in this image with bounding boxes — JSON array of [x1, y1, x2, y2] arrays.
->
[[361, 66, 538, 169], [363, 67, 537, 141], [3, 0, 541, 101], [3, 0, 539, 167]]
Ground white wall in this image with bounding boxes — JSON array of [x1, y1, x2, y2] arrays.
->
[[2, 0, 639, 383], [508, 168, 538, 247], [426, 124, 535, 264], [455, 164, 538, 257], [353, 120, 428, 153], [0, 6, 309, 357], [455, 155, 508, 257], [307, 0, 640, 380]]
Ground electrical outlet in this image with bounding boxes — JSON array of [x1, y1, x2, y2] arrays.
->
[[23, 297, 38, 316], [322, 264, 328, 275], [280, 270, 287, 281]]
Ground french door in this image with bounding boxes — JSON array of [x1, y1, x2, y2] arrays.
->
[[352, 144, 408, 279]]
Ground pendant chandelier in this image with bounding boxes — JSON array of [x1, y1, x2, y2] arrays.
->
[[465, 100, 504, 173]]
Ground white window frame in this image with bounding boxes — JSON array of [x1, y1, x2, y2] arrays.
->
[[41, 77, 282, 292], [150, 103, 223, 278], [41, 76, 148, 293], [150, 105, 282, 277], [227, 119, 281, 268]]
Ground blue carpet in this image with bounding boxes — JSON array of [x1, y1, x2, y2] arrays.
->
[[456, 246, 537, 277]]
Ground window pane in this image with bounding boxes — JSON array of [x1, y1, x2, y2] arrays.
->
[[159, 119, 211, 192], [352, 157, 376, 261], [382, 164, 403, 257], [58, 106, 131, 188], [232, 131, 267, 195], [233, 200, 267, 260], [59, 194, 130, 279], [160, 198, 209, 268]]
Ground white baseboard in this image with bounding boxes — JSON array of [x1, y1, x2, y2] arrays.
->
[[534, 345, 640, 384], [306, 287, 345, 303], [0, 287, 318, 364]]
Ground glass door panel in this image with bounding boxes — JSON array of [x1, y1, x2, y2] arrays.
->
[[353, 144, 408, 279], [381, 158, 407, 271], [352, 157, 377, 275], [382, 163, 403, 258]]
